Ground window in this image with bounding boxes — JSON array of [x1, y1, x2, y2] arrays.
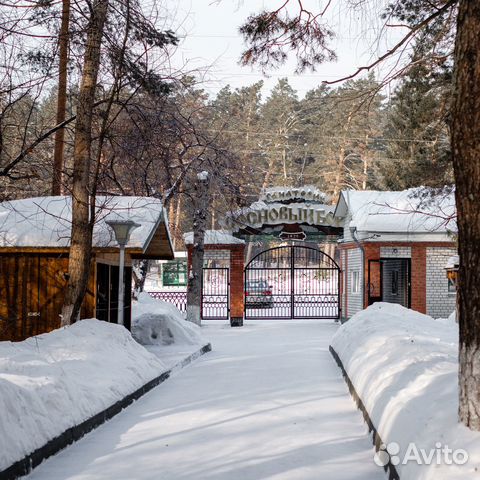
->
[[391, 270, 399, 295], [448, 278, 456, 293], [351, 271, 360, 294], [162, 260, 187, 286]]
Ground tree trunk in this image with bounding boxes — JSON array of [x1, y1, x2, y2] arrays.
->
[[174, 194, 182, 250], [61, 0, 109, 326], [186, 171, 209, 326], [52, 0, 71, 196], [451, 0, 480, 431], [133, 259, 150, 298], [332, 146, 345, 199]]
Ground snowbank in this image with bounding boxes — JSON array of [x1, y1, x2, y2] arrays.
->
[[331, 303, 480, 480], [132, 293, 206, 346], [0, 319, 166, 472]]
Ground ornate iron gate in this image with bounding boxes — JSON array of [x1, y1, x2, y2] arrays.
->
[[244, 245, 340, 319], [202, 267, 230, 319]]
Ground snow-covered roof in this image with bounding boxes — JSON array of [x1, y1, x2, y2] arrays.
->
[[183, 230, 245, 245], [334, 189, 456, 235], [0, 196, 173, 254]]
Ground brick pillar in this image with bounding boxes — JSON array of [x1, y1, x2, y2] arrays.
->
[[411, 245, 427, 313], [229, 244, 245, 327], [363, 243, 381, 309]]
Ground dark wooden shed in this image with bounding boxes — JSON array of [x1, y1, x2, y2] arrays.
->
[[0, 196, 174, 341]]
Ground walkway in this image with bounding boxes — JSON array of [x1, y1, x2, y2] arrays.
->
[[28, 321, 385, 480]]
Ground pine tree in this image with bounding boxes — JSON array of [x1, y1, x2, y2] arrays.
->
[[259, 78, 300, 188], [376, 37, 453, 190]]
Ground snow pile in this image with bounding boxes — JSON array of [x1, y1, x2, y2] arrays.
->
[[132, 293, 205, 346], [0, 319, 166, 471], [331, 303, 480, 480]]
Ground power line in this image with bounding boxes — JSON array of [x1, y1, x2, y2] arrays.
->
[[200, 128, 446, 144]]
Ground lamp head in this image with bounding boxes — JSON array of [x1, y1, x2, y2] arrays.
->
[[106, 219, 140, 247]]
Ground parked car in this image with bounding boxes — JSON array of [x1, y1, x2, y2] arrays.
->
[[245, 280, 273, 308]]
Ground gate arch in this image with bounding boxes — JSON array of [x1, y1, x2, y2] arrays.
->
[[244, 245, 341, 319]]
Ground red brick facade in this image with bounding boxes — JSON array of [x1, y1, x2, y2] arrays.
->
[[338, 241, 455, 316], [229, 246, 245, 325], [410, 246, 427, 313]]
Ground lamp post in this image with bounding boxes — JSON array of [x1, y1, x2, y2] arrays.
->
[[106, 219, 140, 326]]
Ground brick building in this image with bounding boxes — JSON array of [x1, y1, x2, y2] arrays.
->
[[334, 190, 457, 320]]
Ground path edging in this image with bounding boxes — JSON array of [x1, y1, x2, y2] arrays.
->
[[0, 343, 212, 480], [329, 345, 400, 480]]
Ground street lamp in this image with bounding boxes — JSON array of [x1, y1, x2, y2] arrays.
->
[[106, 219, 140, 326]]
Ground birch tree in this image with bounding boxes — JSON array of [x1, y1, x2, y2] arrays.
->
[[451, 0, 480, 430], [186, 170, 209, 326]]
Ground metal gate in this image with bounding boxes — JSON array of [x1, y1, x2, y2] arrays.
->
[[244, 245, 340, 319], [202, 267, 230, 319]]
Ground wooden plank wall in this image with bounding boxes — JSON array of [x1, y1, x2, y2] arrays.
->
[[0, 254, 96, 342]]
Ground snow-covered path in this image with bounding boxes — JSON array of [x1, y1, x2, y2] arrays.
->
[[27, 321, 384, 480]]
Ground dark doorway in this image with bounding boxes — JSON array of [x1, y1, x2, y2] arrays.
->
[[96, 263, 132, 329], [381, 259, 411, 308]]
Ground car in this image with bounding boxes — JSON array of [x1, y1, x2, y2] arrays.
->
[[245, 280, 273, 308]]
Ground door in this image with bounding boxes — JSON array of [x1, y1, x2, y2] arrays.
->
[[381, 259, 410, 308], [96, 263, 132, 328]]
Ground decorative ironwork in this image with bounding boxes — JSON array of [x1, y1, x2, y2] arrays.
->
[[149, 267, 230, 320], [148, 291, 187, 312], [202, 267, 229, 319], [244, 245, 341, 319]]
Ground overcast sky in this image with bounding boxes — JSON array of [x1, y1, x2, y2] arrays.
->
[[163, 0, 405, 100]]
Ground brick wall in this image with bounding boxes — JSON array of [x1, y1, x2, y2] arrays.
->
[[339, 241, 455, 318], [410, 245, 427, 313], [380, 246, 411, 258], [229, 245, 245, 325], [426, 246, 457, 318], [363, 243, 381, 309]]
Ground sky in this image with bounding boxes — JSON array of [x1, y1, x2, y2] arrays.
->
[[163, 0, 406, 100]]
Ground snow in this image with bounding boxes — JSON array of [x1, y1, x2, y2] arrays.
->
[[0, 196, 166, 249], [0, 319, 166, 472], [183, 229, 245, 245], [331, 303, 480, 480], [25, 321, 384, 480], [132, 292, 206, 347], [446, 255, 460, 269], [336, 188, 456, 234]]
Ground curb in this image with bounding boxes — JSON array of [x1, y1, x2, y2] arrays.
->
[[329, 345, 400, 480], [1, 343, 212, 480]]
